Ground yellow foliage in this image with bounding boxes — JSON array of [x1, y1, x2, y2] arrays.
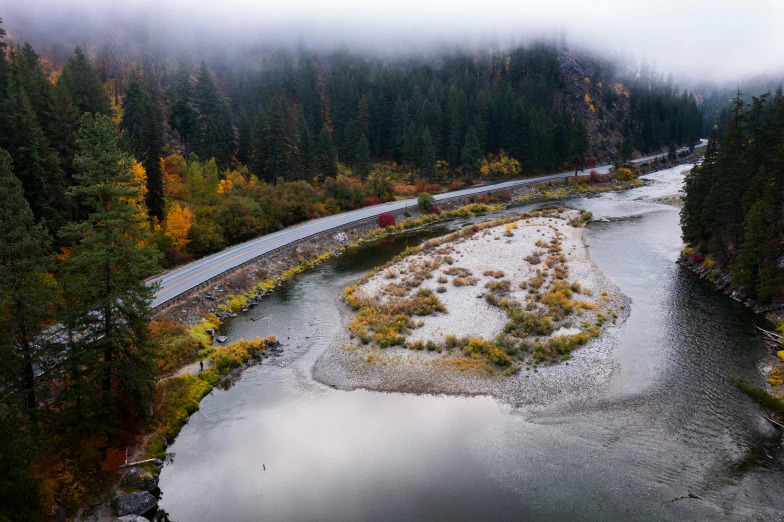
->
[[589, 104, 596, 113], [480, 150, 521, 179], [584, 93, 592, 104], [216, 179, 233, 195], [615, 83, 624, 96], [165, 203, 194, 249]]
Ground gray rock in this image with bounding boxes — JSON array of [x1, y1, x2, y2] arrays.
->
[[116, 515, 149, 522], [121, 467, 159, 492], [114, 491, 157, 517]]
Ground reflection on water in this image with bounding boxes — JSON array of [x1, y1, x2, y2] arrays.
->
[[158, 166, 783, 521]]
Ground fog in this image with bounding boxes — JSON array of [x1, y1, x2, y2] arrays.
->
[[2, 0, 783, 84]]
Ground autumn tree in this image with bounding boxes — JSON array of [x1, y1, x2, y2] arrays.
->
[[165, 203, 194, 250]]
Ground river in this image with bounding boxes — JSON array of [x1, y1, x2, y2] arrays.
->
[[157, 165, 784, 521]]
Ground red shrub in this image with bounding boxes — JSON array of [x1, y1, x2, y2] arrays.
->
[[475, 194, 493, 204], [689, 253, 704, 262], [471, 225, 480, 233], [449, 181, 465, 191], [588, 170, 602, 184], [497, 189, 512, 201], [364, 197, 382, 207], [415, 179, 440, 194], [587, 156, 597, 168], [378, 212, 396, 228], [428, 206, 442, 215]]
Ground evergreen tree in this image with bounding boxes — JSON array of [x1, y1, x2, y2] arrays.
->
[[460, 125, 482, 181], [0, 73, 66, 231], [681, 127, 718, 246], [420, 127, 436, 180], [568, 119, 589, 173], [236, 111, 252, 166], [192, 62, 235, 167], [733, 199, 771, 295], [0, 408, 41, 521], [402, 121, 420, 167], [315, 124, 338, 178], [250, 107, 266, 180], [47, 81, 81, 191], [355, 133, 371, 180], [300, 123, 316, 182], [261, 91, 298, 185], [61, 114, 159, 418], [667, 140, 677, 161], [58, 46, 112, 116], [120, 76, 165, 221], [0, 149, 57, 421], [168, 62, 196, 158], [0, 18, 8, 98]]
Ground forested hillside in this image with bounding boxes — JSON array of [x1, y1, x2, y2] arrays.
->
[[0, 19, 701, 266], [681, 88, 784, 303]]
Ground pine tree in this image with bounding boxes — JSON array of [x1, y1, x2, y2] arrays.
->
[[168, 62, 196, 158], [420, 127, 436, 180], [402, 121, 420, 167], [262, 92, 298, 185], [733, 200, 771, 294], [568, 119, 588, 173], [681, 127, 718, 246], [250, 107, 266, 180], [0, 408, 41, 521], [0, 18, 8, 98], [355, 134, 371, 180], [58, 46, 112, 116], [192, 62, 235, 167], [315, 124, 338, 178], [460, 125, 482, 182], [61, 113, 159, 418], [0, 73, 66, 231], [299, 122, 316, 181], [47, 81, 80, 190], [0, 148, 57, 421], [119, 76, 164, 221], [236, 112, 252, 166]]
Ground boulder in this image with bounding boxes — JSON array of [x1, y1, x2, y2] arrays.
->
[[116, 516, 150, 522], [121, 467, 159, 492], [114, 491, 157, 517]]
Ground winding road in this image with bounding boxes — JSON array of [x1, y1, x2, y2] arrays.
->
[[150, 143, 705, 309]]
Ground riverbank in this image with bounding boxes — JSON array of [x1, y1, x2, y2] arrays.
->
[[313, 208, 631, 407], [678, 253, 784, 409]]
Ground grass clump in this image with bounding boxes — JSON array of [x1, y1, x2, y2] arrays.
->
[[483, 269, 505, 278], [153, 374, 213, 440], [345, 285, 447, 347]]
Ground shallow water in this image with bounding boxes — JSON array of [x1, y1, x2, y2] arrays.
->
[[158, 166, 784, 521]]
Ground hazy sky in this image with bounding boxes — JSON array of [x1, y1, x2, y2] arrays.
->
[[3, 0, 783, 83]]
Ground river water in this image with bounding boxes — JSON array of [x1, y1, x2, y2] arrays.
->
[[158, 165, 784, 521]]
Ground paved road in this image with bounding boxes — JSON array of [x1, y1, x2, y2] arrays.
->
[[150, 142, 705, 309]]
